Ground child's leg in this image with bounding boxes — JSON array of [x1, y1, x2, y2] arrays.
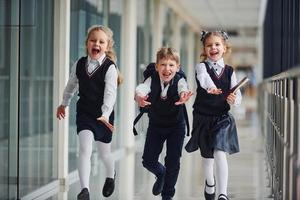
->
[[214, 150, 228, 196], [96, 141, 115, 178], [78, 130, 94, 190], [161, 126, 185, 198], [142, 126, 166, 176], [202, 157, 215, 194]]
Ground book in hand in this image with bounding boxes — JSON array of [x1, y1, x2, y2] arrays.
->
[[229, 76, 249, 94]]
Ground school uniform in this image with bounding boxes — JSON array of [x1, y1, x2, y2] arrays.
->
[[136, 72, 188, 198], [61, 54, 118, 143], [185, 59, 240, 158]]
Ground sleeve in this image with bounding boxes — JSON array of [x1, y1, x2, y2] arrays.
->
[[195, 63, 217, 90], [101, 64, 118, 120], [135, 77, 152, 96], [177, 78, 189, 95], [61, 61, 79, 106], [230, 71, 242, 106]]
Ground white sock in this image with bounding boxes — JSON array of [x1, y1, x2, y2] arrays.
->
[[214, 150, 228, 196], [202, 157, 215, 194], [96, 141, 115, 178], [78, 130, 94, 190]]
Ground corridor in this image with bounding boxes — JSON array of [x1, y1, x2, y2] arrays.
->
[[64, 97, 273, 200]]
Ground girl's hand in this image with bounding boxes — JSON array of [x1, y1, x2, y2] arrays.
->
[[208, 87, 222, 95], [135, 94, 151, 107], [97, 116, 114, 132], [56, 105, 66, 120], [226, 93, 236, 105], [175, 91, 193, 105]]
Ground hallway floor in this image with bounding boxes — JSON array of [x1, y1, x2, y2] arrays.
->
[[65, 97, 273, 200]]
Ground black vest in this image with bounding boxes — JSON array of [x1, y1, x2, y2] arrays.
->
[[193, 62, 233, 116], [147, 72, 184, 127], [76, 56, 115, 119]]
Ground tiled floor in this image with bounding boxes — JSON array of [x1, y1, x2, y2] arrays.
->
[[65, 97, 273, 200]]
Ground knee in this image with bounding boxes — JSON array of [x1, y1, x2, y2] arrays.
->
[[142, 159, 150, 169], [99, 152, 111, 162], [165, 157, 180, 171], [79, 145, 92, 157]]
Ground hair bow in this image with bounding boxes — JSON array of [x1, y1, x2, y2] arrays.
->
[[200, 30, 209, 42]]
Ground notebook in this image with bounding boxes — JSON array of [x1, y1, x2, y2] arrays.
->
[[230, 77, 249, 94]]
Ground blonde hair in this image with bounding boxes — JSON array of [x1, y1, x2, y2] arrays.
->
[[156, 47, 180, 65], [200, 31, 231, 62], [85, 25, 117, 62], [85, 25, 123, 85]]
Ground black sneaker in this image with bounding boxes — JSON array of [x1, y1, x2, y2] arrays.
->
[[77, 188, 90, 200], [152, 168, 166, 196], [102, 174, 115, 197]]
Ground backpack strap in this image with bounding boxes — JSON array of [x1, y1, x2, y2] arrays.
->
[[133, 110, 146, 136], [183, 104, 190, 136]]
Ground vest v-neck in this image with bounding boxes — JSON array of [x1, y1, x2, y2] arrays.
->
[[211, 65, 225, 79], [86, 57, 107, 77]]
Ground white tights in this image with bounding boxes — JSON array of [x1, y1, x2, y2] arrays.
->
[[78, 130, 115, 190], [202, 150, 228, 196]]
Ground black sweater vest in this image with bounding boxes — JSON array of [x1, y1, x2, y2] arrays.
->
[[147, 72, 184, 127], [76, 56, 115, 119], [193, 62, 233, 116]]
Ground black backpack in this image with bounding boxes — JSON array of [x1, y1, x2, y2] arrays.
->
[[133, 62, 190, 136]]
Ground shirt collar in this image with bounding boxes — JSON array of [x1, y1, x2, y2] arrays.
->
[[206, 58, 225, 68], [87, 53, 106, 65]]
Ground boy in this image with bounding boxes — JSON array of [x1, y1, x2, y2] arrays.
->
[[135, 47, 193, 200]]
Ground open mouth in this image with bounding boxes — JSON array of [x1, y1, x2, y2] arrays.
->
[[92, 48, 100, 55], [210, 51, 219, 56], [162, 72, 172, 79]]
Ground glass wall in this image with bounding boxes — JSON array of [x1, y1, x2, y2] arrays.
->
[[0, 0, 19, 199], [18, 0, 55, 197], [0, 0, 55, 198]]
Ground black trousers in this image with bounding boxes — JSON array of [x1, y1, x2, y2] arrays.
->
[[142, 122, 185, 197]]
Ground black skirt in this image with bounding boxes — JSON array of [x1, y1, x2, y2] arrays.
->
[[76, 112, 113, 143], [185, 111, 239, 158]]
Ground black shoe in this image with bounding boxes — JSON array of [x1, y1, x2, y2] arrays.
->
[[152, 168, 166, 196], [162, 196, 172, 200], [204, 180, 215, 200], [77, 188, 90, 200], [102, 173, 116, 197], [218, 194, 229, 200]]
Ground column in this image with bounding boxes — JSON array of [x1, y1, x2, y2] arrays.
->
[[152, 0, 164, 59], [119, 0, 137, 199], [171, 14, 181, 51], [53, 0, 71, 199]]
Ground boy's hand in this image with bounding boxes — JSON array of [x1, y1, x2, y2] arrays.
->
[[56, 105, 66, 120], [175, 91, 193, 105], [97, 116, 114, 132], [135, 94, 151, 107], [226, 93, 236, 105], [208, 87, 222, 95]]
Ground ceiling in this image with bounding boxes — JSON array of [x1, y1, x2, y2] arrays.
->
[[177, 0, 262, 30], [170, 0, 266, 66]]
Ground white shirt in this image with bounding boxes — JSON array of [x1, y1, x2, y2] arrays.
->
[[135, 76, 189, 98], [195, 58, 242, 106], [61, 53, 118, 120]]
